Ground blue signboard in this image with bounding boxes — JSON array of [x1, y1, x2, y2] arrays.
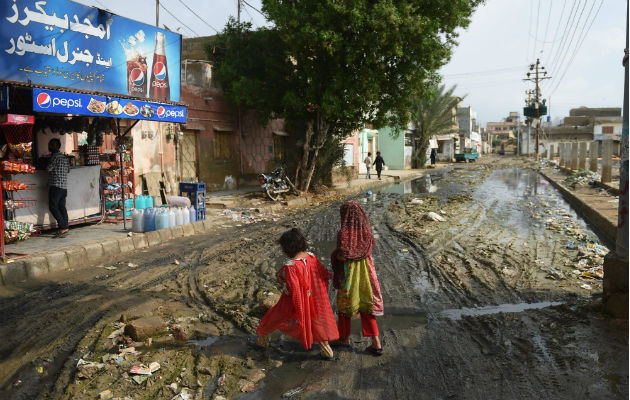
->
[[33, 88, 187, 123], [0, 0, 181, 102]]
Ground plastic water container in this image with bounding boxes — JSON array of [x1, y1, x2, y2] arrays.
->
[[132, 209, 144, 233], [168, 208, 176, 228], [155, 208, 169, 230], [189, 206, 196, 223], [182, 206, 190, 224], [143, 207, 156, 231], [175, 207, 184, 226], [135, 195, 145, 210], [145, 195, 154, 208]]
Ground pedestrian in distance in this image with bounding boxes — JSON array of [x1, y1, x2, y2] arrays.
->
[[364, 152, 372, 179], [47, 138, 70, 238], [249, 228, 339, 360], [331, 201, 384, 356], [372, 151, 385, 180], [430, 148, 437, 166]]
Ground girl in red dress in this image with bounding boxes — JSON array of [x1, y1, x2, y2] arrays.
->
[[249, 228, 339, 360]]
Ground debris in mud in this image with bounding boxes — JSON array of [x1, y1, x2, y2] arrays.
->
[[130, 361, 161, 375], [564, 169, 600, 189], [76, 359, 105, 379], [580, 283, 593, 290], [424, 212, 445, 222], [411, 198, 424, 204], [283, 386, 305, 398], [99, 389, 113, 399], [170, 325, 189, 342]]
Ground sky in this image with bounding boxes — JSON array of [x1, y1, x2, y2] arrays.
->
[[75, 0, 627, 126]]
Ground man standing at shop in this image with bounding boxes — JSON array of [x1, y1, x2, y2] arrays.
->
[[47, 138, 69, 238], [372, 151, 386, 180]]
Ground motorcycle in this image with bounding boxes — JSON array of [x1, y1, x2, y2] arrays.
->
[[259, 167, 299, 201]]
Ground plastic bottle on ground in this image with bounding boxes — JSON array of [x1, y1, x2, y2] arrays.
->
[[168, 208, 176, 228], [182, 206, 190, 224], [143, 207, 156, 231], [155, 208, 169, 230], [189, 206, 196, 223], [132, 209, 144, 233], [175, 207, 184, 226]]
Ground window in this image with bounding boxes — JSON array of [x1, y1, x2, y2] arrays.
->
[[215, 132, 232, 160], [602, 126, 614, 134]]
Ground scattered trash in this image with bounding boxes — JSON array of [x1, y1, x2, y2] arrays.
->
[[127, 232, 133, 237], [171, 388, 193, 400], [366, 190, 373, 197], [282, 387, 305, 398], [99, 389, 113, 400], [13, 380, 21, 387], [76, 359, 105, 379], [129, 361, 160, 375], [580, 283, 592, 290], [104, 266, 118, 270], [217, 374, 227, 386], [36, 366, 43, 374], [127, 263, 137, 268], [424, 212, 445, 222], [401, 248, 408, 253], [174, 259, 180, 265], [170, 325, 188, 342], [567, 242, 576, 249], [410, 198, 424, 205], [132, 375, 148, 385]]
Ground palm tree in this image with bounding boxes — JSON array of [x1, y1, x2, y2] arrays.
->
[[411, 84, 462, 167]]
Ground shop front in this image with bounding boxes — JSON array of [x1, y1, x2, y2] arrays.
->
[[0, 0, 186, 259]]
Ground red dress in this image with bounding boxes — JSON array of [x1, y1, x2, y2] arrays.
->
[[256, 253, 339, 350]]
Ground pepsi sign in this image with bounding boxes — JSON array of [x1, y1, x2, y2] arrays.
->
[[33, 88, 187, 123]]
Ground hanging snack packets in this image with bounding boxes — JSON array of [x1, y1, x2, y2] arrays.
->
[[8, 142, 32, 158]]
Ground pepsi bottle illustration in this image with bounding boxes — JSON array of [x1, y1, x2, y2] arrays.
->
[[150, 32, 170, 101], [123, 43, 147, 97]]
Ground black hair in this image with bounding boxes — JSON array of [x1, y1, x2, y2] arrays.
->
[[278, 228, 308, 258], [376, 151, 381, 155], [49, 138, 61, 151], [367, 152, 372, 156]]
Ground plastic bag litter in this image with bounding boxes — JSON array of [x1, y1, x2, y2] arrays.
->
[[410, 198, 424, 204], [167, 196, 191, 208], [424, 212, 445, 222]]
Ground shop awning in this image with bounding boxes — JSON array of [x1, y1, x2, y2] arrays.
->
[[31, 88, 187, 124]]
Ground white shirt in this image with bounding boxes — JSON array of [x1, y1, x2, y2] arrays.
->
[[364, 156, 372, 166]]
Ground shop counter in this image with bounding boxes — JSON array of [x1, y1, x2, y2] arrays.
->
[[11, 165, 102, 227]]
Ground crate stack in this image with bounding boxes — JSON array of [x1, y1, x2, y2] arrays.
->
[[179, 182, 206, 221]]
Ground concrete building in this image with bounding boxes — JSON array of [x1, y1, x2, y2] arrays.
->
[[486, 112, 521, 141], [456, 106, 481, 151], [378, 125, 413, 170]]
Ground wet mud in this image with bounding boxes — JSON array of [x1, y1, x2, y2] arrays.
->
[[0, 156, 627, 399]]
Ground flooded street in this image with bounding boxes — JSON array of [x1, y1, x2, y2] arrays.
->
[[0, 159, 626, 399]]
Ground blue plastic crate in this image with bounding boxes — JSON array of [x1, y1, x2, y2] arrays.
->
[[196, 208, 206, 221], [179, 182, 206, 193]]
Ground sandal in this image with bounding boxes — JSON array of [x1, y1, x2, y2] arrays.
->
[[53, 230, 68, 239], [365, 345, 383, 356], [320, 354, 338, 361], [246, 337, 267, 351]]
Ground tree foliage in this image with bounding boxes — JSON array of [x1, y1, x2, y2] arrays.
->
[[208, 0, 483, 190], [412, 84, 462, 166]]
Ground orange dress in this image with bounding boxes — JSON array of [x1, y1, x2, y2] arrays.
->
[[256, 253, 339, 349]]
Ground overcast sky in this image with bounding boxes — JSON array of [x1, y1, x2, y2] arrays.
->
[[76, 0, 627, 126]]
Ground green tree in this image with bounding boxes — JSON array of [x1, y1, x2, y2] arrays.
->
[[209, 0, 483, 190], [411, 84, 462, 167]]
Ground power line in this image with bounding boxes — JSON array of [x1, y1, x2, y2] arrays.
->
[[242, 0, 265, 18], [549, 0, 588, 76], [177, 0, 219, 33], [548, 0, 590, 82], [160, 1, 199, 37], [547, 0, 584, 76], [532, 0, 541, 59], [547, 0, 579, 72], [443, 66, 527, 77], [526, 1, 533, 62], [547, 0, 567, 65], [541, 0, 554, 56], [549, 0, 603, 96]]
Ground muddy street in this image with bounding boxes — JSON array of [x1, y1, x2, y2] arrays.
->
[[0, 158, 627, 400]]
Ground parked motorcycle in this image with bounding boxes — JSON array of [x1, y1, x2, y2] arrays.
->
[[259, 167, 299, 201]]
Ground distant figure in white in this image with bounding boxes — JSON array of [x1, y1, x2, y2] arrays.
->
[[364, 152, 372, 179]]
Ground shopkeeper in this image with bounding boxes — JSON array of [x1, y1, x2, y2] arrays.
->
[[47, 138, 70, 238]]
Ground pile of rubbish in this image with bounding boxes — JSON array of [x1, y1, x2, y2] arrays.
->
[[219, 208, 277, 225], [563, 169, 601, 189]]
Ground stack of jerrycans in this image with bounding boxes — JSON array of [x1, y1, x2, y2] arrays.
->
[[179, 182, 206, 221]]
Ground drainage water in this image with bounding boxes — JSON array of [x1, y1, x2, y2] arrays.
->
[[439, 301, 564, 321]]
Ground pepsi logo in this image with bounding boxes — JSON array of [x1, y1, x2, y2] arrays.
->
[[153, 62, 167, 81], [156, 106, 166, 118], [36, 92, 51, 108], [131, 68, 145, 86]]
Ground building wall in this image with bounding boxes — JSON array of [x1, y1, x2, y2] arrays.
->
[[130, 120, 177, 195], [240, 113, 286, 175], [378, 126, 405, 170], [341, 134, 360, 169]]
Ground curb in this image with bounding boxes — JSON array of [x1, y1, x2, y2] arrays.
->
[[539, 170, 617, 245]]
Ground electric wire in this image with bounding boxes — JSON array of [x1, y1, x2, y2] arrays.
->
[[547, 0, 591, 89], [242, 0, 266, 18], [547, 0, 580, 73], [547, 0, 567, 66], [548, 0, 586, 77], [549, 0, 603, 95], [443, 66, 527, 77], [532, 0, 541, 60], [160, 1, 199, 37], [177, 0, 219, 33], [541, 0, 554, 57], [526, 1, 533, 62]]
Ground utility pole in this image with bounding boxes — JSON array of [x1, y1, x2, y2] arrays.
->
[[237, 0, 241, 23], [156, 0, 159, 27], [523, 59, 551, 161]]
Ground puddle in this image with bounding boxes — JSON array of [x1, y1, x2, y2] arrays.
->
[[440, 301, 564, 320], [187, 336, 220, 348], [383, 174, 437, 194]]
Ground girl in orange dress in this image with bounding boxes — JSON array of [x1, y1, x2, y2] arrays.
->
[[250, 228, 339, 360]]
